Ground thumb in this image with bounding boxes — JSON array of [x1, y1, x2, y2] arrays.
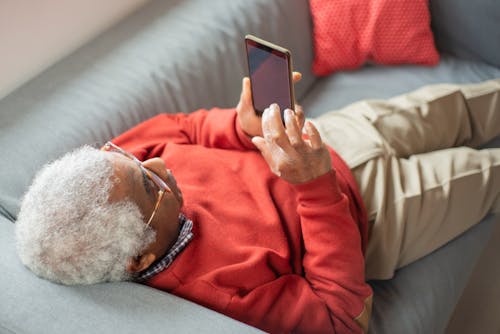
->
[[241, 77, 252, 106], [292, 71, 302, 83]]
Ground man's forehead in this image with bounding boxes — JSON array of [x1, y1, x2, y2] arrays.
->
[[107, 155, 138, 200]]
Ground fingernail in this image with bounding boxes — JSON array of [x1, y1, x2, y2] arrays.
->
[[266, 105, 276, 116]]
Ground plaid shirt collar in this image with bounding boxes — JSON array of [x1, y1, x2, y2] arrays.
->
[[136, 213, 194, 282]]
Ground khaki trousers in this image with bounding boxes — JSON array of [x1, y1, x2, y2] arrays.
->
[[311, 79, 500, 280]]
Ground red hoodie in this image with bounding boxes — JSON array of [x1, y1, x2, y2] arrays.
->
[[112, 108, 373, 333]]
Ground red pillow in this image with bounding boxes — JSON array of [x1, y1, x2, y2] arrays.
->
[[310, 0, 440, 76]]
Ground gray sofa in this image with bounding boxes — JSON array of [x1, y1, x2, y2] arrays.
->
[[1, 0, 499, 333]]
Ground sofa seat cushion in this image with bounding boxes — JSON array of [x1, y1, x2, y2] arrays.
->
[[303, 55, 500, 118], [0, 218, 262, 334]]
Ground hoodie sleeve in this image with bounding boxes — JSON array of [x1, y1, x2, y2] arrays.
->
[[112, 108, 256, 159]]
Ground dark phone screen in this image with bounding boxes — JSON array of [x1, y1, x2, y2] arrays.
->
[[246, 40, 292, 115]]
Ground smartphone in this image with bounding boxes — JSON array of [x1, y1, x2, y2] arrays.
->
[[245, 34, 295, 118]]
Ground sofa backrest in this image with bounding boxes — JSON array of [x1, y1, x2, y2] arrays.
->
[[0, 0, 315, 222], [430, 0, 500, 68]]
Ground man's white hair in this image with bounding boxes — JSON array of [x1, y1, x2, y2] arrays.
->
[[15, 146, 156, 285]]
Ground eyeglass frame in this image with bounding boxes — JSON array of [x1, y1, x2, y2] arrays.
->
[[101, 141, 171, 227]]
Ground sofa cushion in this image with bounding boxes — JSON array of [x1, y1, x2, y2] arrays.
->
[[309, 0, 440, 76], [430, 0, 500, 68]]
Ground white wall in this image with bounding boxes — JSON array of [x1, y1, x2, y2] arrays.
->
[[0, 0, 151, 100]]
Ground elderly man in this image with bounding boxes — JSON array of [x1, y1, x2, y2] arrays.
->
[[16, 75, 500, 334]]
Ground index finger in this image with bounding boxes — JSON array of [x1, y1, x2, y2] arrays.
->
[[262, 104, 292, 150]]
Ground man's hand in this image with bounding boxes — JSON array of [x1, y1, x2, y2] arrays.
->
[[237, 72, 304, 138], [251, 104, 332, 184]]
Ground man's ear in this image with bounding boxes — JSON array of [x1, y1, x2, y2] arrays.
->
[[126, 253, 157, 273]]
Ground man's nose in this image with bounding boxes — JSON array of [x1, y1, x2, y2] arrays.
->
[[142, 158, 167, 177]]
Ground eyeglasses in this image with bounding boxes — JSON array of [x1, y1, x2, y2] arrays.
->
[[101, 141, 171, 227]]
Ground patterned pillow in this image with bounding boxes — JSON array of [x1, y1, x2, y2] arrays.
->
[[310, 0, 440, 76]]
